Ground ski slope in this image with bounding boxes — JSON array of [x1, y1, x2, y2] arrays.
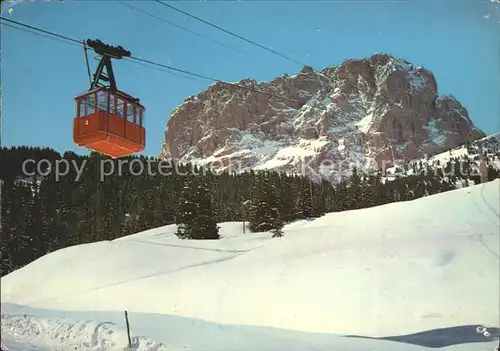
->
[[1, 180, 499, 350]]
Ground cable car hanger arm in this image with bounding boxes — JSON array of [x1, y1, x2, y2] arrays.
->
[[85, 39, 130, 93]]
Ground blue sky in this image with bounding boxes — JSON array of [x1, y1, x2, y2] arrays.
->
[[1, 0, 499, 157]]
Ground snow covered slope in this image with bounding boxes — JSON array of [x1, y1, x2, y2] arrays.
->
[[2, 304, 498, 351], [2, 180, 499, 350]]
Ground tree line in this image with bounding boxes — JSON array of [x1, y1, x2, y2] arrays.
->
[[1, 146, 499, 276]]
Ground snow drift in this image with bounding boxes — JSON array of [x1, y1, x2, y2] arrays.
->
[[1, 180, 499, 350]]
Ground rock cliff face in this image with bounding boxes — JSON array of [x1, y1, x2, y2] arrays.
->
[[159, 53, 485, 182]]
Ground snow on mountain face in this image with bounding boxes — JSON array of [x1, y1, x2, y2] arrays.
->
[[159, 53, 485, 182]]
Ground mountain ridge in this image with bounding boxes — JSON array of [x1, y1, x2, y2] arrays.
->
[[159, 53, 486, 183]]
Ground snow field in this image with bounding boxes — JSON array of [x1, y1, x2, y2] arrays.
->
[[1, 179, 499, 350]]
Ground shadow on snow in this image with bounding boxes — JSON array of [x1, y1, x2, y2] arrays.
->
[[345, 325, 499, 348]]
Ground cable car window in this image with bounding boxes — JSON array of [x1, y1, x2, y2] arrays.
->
[[116, 98, 124, 118], [126, 103, 134, 123], [87, 94, 95, 115], [97, 91, 108, 112], [134, 105, 139, 124], [78, 97, 87, 117], [109, 94, 116, 114], [140, 108, 144, 126]]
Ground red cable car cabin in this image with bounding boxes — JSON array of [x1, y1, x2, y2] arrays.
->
[[73, 39, 146, 158], [73, 87, 145, 158]]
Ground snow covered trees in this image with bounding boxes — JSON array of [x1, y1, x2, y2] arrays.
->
[[175, 174, 220, 240]]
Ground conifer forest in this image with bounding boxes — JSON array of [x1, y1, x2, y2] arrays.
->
[[1, 146, 499, 277]]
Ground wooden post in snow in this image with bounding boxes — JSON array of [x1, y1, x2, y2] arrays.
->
[[124, 310, 132, 350], [242, 199, 251, 234], [242, 200, 245, 234], [309, 177, 314, 213]]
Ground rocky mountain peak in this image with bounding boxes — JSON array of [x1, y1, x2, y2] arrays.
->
[[160, 53, 485, 182]]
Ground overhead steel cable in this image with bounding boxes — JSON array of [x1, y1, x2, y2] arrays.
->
[[151, 0, 403, 109], [152, 0, 308, 68], [125, 55, 302, 103], [125, 57, 208, 84], [0, 21, 82, 48], [151, 1, 411, 166], [1, 18, 204, 83], [1, 17, 81, 45], [114, 0, 248, 56], [0, 17, 302, 104]]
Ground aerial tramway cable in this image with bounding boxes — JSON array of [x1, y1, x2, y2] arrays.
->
[[151, 0, 307, 67], [0, 17, 302, 105], [150, 1, 415, 178], [0, 15, 411, 111], [1, 13, 414, 181], [114, 0, 248, 56], [1, 14, 420, 172]]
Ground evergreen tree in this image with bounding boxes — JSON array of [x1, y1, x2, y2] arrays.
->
[[294, 178, 314, 219], [175, 175, 219, 240], [345, 167, 363, 209], [248, 172, 284, 234]]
